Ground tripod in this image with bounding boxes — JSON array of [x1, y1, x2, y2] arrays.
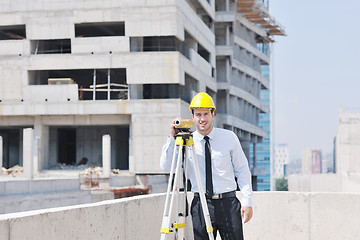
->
[[160, 130, 214, 240]]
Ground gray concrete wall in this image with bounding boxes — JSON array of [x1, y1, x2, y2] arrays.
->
[[1, 192, 360, 240], [0, 178, 119, 214], [246, 192, 360, 240], [0, 178, 80, 196], [288, 174, 342, 192], [289, 173, 360, 193], [0, 190, 92, 215], [0, 194, 166, 240]]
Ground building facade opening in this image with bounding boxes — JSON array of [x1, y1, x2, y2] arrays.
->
[[130, 36, 182, 52], [0, 25, 26, 40], [57, 128, 76, 165], [0, 127, 27, 169], [28, 68, 128, 100], [75, 22, 125, 37], [49, 126, 129, 170], [30, 39, 71, 54]]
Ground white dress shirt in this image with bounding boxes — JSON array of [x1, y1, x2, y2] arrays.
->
[[160, 127, 253, 207]]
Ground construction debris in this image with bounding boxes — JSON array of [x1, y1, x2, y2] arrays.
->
[[79, 167, 103, 188], [48, 163, 89, 170], [110, 186, 150, 199], [1, 165, 23, 176], [79, 166, 103, 175]]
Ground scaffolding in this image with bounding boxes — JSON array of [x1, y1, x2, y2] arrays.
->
[[237, 0, 285, 36], [80, 69, 129, 100]]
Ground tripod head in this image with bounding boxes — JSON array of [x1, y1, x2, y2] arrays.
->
[[174, 119, 194, 133]]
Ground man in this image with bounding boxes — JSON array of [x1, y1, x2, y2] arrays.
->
[[160, 92, 253, 240]]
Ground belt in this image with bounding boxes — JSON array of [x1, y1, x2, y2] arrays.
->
[[194, 191, 236, 200]]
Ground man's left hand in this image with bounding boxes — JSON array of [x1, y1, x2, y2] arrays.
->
[[241, 206, 253, 223]]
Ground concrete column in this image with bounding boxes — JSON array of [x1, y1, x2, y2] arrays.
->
[[211, 0, 216, 10], [102, 134, 111, 178], [183, 36, 197, 59], [225, 58, 230, 82], [240, 138, 250, 161], [128, 122, 135, 173], [33, 136, 39, 175], [34, 117, 49, 171], [23, 128, 34, 179], [225, 90, 230, 114], [198, 81, 207, 93], [226, 25, 230, 46], [129, 85, 143, 100], [253, 143, 257, 168], [0, 135, 3, 171]]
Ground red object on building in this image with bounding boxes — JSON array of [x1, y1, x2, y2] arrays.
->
[[110, 188, 150, 199]]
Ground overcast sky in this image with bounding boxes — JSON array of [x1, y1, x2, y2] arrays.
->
[[270, 0, 360, 160]]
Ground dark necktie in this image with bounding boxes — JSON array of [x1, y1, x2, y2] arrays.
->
[[204, 136, 213, 196]]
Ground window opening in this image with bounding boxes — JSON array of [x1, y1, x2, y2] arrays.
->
[[31, 39, 71, 54], [130, 36, 181, 52], [143, 84, 180, 99], [0, 25, 26, 40], [28, 69, 128, 100], [198, 43, 210, 63], [0, 127, 28, 169], [75, 22, 125, 37]]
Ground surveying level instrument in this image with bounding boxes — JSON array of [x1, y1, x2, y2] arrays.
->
[[174, 119, 194, 130], [160, 119, 214, 240]]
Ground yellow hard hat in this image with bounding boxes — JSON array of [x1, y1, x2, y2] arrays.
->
[[189, 92, 216, 111]]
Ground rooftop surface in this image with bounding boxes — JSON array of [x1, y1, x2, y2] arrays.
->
[[1, 191, 359, 240]]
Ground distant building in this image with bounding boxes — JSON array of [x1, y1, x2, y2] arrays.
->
[[302, 147, 322, 174], [322, 153, 333, 173], [336, 107, 360, 175], [274, 144, 289, 178], [249, 64, 271, 190], [286, 158, 301, 176]]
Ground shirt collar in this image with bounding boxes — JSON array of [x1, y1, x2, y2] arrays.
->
[[193, 127, 215, 141]]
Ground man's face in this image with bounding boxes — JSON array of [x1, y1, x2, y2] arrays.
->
[[191, 108, 215, 135]]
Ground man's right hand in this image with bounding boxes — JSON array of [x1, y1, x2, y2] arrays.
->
[[169, 118, 181, 138]]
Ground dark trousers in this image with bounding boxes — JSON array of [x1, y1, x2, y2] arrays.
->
[[190, 195, 244, 240]]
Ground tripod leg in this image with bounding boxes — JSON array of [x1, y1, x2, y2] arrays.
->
[[188, 145, 215, 240], [161, 145, 184, 240], [160, 145, 180, 239], [168, 146, 183, 235], [176, 146, 189, 240]]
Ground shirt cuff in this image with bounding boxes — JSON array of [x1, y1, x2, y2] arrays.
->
[[241, 197, 252, 207]]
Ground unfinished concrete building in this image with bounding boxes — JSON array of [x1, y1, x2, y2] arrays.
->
[[0, 0, 284, 198], [214, 0, 284, 188]]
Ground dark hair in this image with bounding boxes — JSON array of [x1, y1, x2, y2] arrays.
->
[[191, 108, 215, 115]]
